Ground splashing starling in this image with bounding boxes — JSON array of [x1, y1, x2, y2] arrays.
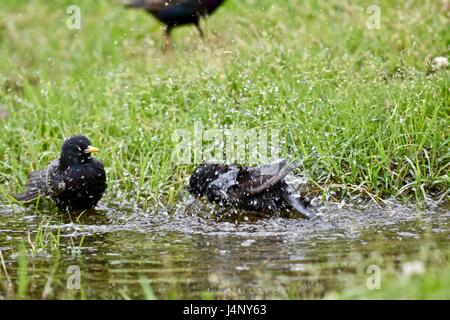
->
[[189, 159, 315, 219], [15, 135, 107, 212], [125, 0, 226, 47]]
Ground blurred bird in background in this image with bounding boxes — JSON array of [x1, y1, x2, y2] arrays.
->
[[125, 0, 226, 49]]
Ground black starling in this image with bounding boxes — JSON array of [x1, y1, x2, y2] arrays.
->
[[15, 135, 107, 212], [125, 0, 226, 46], [189, 159, 315, 219]]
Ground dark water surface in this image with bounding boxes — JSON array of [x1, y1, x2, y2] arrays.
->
[[0, 198, 449, 299]]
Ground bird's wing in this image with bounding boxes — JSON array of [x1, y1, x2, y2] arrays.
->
[[15, 159, 66, 202], [205, 166, 239, 205], [15, 169, 49, 202], [235, 159, 298, 196], [45, 159, 66, 196]]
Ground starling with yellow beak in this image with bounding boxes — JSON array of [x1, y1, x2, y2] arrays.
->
[[16, 135, 107, 212]]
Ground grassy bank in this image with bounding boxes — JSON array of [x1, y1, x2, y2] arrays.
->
[[0, 0, 448, 207]]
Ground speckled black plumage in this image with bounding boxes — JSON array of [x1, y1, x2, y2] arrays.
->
[[126, 0, 226, 38], [189, 159, 315, 219], [16, 135, 107, 212]]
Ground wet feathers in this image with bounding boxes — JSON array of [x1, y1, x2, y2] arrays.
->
[[16, 135, 107, 212]]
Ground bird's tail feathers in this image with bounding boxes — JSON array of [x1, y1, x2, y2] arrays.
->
[[27, 170, 46, 187], [15, 188, 41, 202], [282, 192, 315, 220], [15, 169, 47, 202]]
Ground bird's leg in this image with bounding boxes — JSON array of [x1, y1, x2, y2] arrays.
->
[[163, 25, 173, 52], [194, 20, 204, 39]]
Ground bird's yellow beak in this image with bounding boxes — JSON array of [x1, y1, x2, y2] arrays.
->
[[85, 145, 100, 154]]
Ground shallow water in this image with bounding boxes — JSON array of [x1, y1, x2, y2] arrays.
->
[[0, 197, 449, 299]]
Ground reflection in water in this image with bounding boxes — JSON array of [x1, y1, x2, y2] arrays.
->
[[0, 198, 449, 299]]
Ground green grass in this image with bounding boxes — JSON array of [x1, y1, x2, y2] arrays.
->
[[27, 218, 61, 255], [0, 0, 448, 207], [334, 266, 450, 299], [328, 259, 450, 299]]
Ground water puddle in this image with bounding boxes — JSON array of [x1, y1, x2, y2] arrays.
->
[[0, 198, 448, 299]]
